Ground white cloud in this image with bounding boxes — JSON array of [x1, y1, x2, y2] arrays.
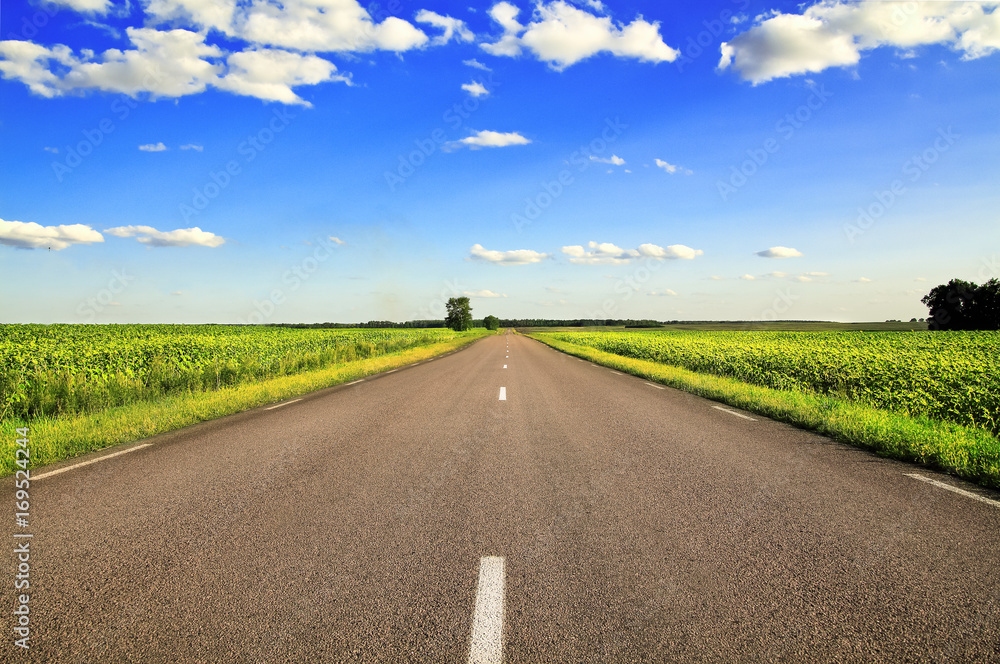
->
[[105, 225, 225, 247], [44, 146, 59, 153], [0, 219, 104, 250], [415, 10, 474, 46], [217, 48, 349, 106], [654, 158, 691, 174], [481, 0, 678, 69], [452, 130, 531, 149], [235, 0, 428, 53], [0, 28, 223, 99], [461, 80, 489, 97], [463, 289, 508, 298], [139, 142, 168, 151], [143, 0, 236, 32], [856, 277, 872, 283], [329, 236, 345, 245], [766, 271, 788, 278], [590, 154, 625, 165], [719, 1, 1000, 84], [756, 246, 803, 258], [740, 274, 756, 280], [562, 241, 702, 265], [463, 58, 492, 71], [468, 243, 549, 265], [180, 144, 203, 151], [795, 275, 813, 282], [649, 289, 678, 297], [171, 290, 184, 295], [52, 0, 111, 13]]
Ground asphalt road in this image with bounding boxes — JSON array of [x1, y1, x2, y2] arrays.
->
[[5, 331, 1000, 662]]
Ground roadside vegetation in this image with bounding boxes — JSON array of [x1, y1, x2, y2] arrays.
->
[[528, 330, 1000, 489], [0, 325, 489, 475]]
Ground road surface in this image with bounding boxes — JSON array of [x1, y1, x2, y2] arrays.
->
[[5, 331, 999, 662]]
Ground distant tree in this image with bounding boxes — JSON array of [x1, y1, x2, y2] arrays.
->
[[483, 315, 500, 331], [445, 297, 473, 331], [922, 279, 979, 330], [972, 278, 1000, 330]]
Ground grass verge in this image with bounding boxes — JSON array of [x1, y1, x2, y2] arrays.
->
[[1, 330, 490, 477], [528, 333, 1000, 490]]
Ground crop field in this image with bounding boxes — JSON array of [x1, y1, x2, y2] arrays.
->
[[0, 324, 461, 421], [536, 330, 1000, 435]]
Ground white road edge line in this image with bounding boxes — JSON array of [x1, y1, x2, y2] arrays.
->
[[610, 371, 622, 376], [499, 387, 507, 401], [712, 406, 758, 422], [33, 444, 153, 481], [385, 369, 398, 374], [906, 473, 1000, 509], [469, 556, 505, 664], [266, 398, 302, 410], [346, 379, 364, 386], [644, 382, 665, 390]]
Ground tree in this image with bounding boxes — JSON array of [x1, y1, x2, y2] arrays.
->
[[483, 315, 500, 331], [445, 297, 473, 331], [922, 278, 1000, 330]]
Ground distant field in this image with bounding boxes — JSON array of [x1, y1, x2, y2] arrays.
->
[[519, 321, 930, 333], [534, 329, 998, 434], [0, 324, 463, 421]]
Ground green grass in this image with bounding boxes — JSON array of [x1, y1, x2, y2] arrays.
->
[[1, 330, 489, 477], [527, 333, 1000, 490]]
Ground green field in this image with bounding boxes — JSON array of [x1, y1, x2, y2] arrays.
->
[[529, 329, 1000, 488], [0, 324, 487, 475]]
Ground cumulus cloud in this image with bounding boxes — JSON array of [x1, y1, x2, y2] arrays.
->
[[562, 241, 702, 264], [468, 243, 549, 265], [105, 225, 225, 247], [0, 219, 104, 250], [719, 1, 1000, 84], [139, 142, 168, 151], [461, 80, 489, 97], [451, 130, 531, 149], [654, 158, 691, 174], [217, 48, 349, 105], [0, 28, 223, 99], [463, 289, 508, 298], [481, 0, 678, 69], [756, 246, 803, 258], [234, 0, 428, 53], [52, 0, 111, 13], [415, 10, 474, 46], [740, 274, 756, 280]]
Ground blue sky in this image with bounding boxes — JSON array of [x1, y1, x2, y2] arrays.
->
[[1, 0, 998, 324]]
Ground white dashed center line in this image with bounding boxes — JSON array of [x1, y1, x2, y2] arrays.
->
[[266, 398, 302, 410], [712, 406, 757, 421], [469, 556, 505, 664], [499, 387, 507, 401], [503, 365, 507, 369], [346, 379, 364, 386], [33, 444, 153, 481], [644, 382, 665, 390], [610, 371, 622, 376], [906, 474, 1000, 509]]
